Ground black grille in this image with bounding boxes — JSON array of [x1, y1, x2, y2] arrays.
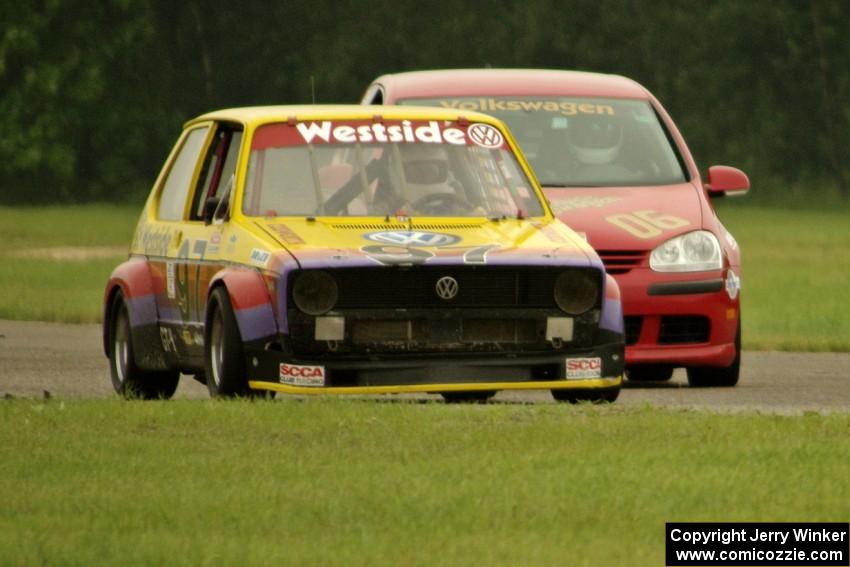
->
[[658, 316, 710, 344], [597, 250, 646, 274], [310, 267, 599, 310], [350, 318, 538, 345], [624, 316, 642, 345]]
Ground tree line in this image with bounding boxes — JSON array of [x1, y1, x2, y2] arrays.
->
[[1, 0, 847, 204]]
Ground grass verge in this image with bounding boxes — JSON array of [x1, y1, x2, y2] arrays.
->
[[0, 204, 138, 323], [0, 399, 848, 566], [714, 202, 850, 351]]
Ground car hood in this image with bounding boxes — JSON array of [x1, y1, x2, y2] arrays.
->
[[251, 217, 602, 270], [543, 183, 705, 250]]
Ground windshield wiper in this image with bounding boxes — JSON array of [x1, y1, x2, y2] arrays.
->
[[541, 182, 605, 188]]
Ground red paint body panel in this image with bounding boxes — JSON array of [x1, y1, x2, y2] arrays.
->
[[370, 69, 746, 369], [211, 268, 273, 311]]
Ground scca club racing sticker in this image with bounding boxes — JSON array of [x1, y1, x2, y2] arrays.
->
[[362, 231, 461, 247], [566, 357, 602, 379], [280, 363, 325, 387]]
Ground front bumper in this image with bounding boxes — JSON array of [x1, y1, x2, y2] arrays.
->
[[246, 341, 624, 395], [617, 268, 740, 368]]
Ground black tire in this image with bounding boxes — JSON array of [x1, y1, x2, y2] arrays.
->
[[441, 390, 497, 403], [108, 292, 179, 400], [626, 365, 674, 382], [204, 287, 251, 397], [686, 318, 741, 387], [551, 386, 620, 404]]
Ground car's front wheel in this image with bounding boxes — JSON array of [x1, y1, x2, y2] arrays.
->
[[108, 292, 179, 400], [204, 287, 251, 397], [686, 318, 741, 387]]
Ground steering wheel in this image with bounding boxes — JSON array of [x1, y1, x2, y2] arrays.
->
[[411, 192, 473, 215]]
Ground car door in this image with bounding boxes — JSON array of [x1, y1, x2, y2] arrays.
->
[[148, 122, 243, 370], [145, 123, 210, 367], [169, 123, 244, 367]]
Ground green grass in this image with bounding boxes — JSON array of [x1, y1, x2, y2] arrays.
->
[[714, 202, 850, 351], [0, 204, 140, 249], [0, 204, 139, 323], [0, 201, 849, 350], [0, 399, 847, 566]]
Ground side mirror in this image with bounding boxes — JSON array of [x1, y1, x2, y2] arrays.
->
[[705, 165, 750, 198], [203, 197, 221, 225]]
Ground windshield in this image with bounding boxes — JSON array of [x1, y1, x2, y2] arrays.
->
[[399, 97, 687, 187], [242, 119, 545, 218]]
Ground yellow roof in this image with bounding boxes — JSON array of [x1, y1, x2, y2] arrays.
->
[[186, 104, 506, 129]]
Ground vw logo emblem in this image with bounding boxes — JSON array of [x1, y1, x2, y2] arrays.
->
[[467, 123, 504, 149], [435, 276, 459, 300], [363, 231, 461, 248]]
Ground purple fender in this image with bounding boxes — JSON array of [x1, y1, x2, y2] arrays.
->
[[103, 257, 171, 370], [600, 273, 624, 335], [209, 268, 278, 344]]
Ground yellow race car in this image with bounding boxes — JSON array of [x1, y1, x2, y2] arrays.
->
[[103, 105, 625, 402]]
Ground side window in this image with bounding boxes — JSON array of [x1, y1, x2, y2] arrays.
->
[[191, 125, 244, 219], [158, 126, 209, 221]]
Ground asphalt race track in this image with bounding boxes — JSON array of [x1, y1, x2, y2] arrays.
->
[[1, 319, 848, 414]]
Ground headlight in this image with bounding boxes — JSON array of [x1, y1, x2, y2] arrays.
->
[[292, 271, 338, 315], [554, 270, 599, 315], [649, 231, 722, 272]]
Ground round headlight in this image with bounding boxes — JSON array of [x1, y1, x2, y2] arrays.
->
[[650, 230, 722, 272], [292, 271, 338, 315], [554, 270, 599, 315]]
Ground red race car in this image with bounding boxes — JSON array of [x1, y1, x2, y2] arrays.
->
[[363, 69, 749, 386]]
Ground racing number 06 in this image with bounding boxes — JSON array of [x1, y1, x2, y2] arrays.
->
[[605, 210, 689, 239]]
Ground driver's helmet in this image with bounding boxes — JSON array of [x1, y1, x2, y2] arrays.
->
[[398, 144, 453, 202], [566, 115, 624, 166]]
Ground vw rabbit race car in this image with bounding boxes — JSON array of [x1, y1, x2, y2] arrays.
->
[[104, 105, 625, 402], [364, 70, 749, 387]]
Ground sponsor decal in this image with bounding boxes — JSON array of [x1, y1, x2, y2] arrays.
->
[[269, 223, 305, 245], [438, 98, 615, 117], [166, 262, 176, 299], [605, 210, 690, 240], [296, 120, 469, 146], [250, 248, 271, 267], [361, 244, 433, 266], [462, 244, 499, 264], [226, 234, 238, 254], [208, 231, 221, 254], [362, 230, 461, 247], [159, 327, 177, 354], [137, 226, 173, 256], [550, 196, 621, 214], [280, 363, 326, 387], [467, 123, 504, 149], [725, 270, 740, 300], [566, 357, 602, 379]]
